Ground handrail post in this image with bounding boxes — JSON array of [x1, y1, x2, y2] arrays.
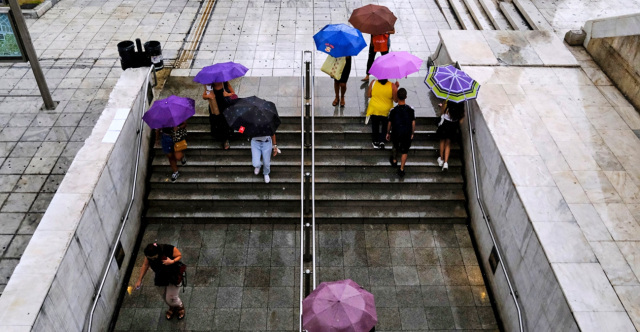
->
[[304, 223, 312, 262]]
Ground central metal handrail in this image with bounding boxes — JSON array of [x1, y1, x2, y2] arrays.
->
[[87, 66, 155, 331]]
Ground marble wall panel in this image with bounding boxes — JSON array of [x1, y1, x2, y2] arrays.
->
[[517, 186, 574, 222], [568, 204, 614, 241], [555, 140, 601, 171], [573, 171, 623, 203], [574, 311, 636, 332], [504, 155, 555, 187], [617, 242, 640, 281], [482, 104, 538, 156]]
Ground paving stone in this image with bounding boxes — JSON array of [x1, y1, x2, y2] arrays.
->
[[1, 193, 36, 212], [130, 308, 161, 330], [0, 214, 23, 234], [246, 246, 272, 266], [192, 266, 220, 287], [24, 157, 57, 175], [239, 308, 268, 330], [452, 306, 482, 329], [0, 142, 16, 158], [422, 285, 450, 307], [375, 307, 403, 330], [399, 307, 429, 330], [69, 126, 93, 141], [4, 235, 32, 258], [438, 247, 464, 265], [268, 286, 294, 308], [248, 229, 273, 247], [242, 287, 269, 308], [270, 247, 296, 266], [442, 265, 470, 286], [184, 307, 214, 331], [369, 267, 395, 286], [8, 142, 40, 158], [367, 247, 392, 267], [213, 308, 241, 330], [414, 248, 440, 265], [188, 286, 217, 309], [425, 306, 456, 329], [344, 266, 370, 287], [0, 158, 30, 174], [0, 236, 13, 257], [198, 247, 223, 266], [267, 307, 294, 330], [343, 246, 368, 267], [29, 193, 54, 212], [371, 286, 398, 308], [270, 267, 295, 287], [21, 127, 51, 141], [219, 266, 245, 286], [391, 247, 416, 266], [16, 213, 42, 234], [393, 266, 420, 286], [0, 175, 19, 192], [244, 267, 271, 287], [13, 175, 47, 193], [215, 287, 243, 308]]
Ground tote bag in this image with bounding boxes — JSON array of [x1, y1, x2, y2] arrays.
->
[[321, 55, 346, 80]]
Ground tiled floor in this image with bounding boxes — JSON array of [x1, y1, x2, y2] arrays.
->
[[114, 223, 498, 331]]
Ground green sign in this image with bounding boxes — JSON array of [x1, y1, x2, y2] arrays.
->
[[0, 12, 25, 61]]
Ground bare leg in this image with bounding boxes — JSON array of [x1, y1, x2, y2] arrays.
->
[[333, 81, 339, 105], [444, 139, 451, 163], [400, 153, 408, 171], [439, 139, 445, 159], [167, 153, 178, 173], [339, 83, 346, 106]]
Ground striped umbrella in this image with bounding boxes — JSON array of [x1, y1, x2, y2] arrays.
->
[[424, 65, 480, 103]]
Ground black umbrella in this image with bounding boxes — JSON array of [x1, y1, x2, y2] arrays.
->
[[223, 96, 281, 137]]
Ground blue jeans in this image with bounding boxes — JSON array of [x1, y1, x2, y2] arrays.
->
[[251, 138, 272, 175]]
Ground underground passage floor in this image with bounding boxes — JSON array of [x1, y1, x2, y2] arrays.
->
[[113, 223, 499, 331]]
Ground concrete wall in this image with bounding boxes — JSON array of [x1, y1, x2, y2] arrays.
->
[[460, 100, 579, 332], [584, 14, 640, 112], [0, 68, 153, 331]]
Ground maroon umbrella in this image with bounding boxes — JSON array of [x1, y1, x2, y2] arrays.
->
[[348, 4, 397, 35], [303, 279, 377, 332]]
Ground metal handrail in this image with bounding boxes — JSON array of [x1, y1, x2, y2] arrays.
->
[[298, 51, 306, 332], [465, 99, 525, 332], [310, 50, 316, 290], [87, 66, 155, 331]]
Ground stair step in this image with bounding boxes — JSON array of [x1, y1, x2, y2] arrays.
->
[[449, 0, 479, 30], [149, 171, 464, 187], [156, 140, 459, 151], [462, 0, 495, 30], [145, 203, 468, 224], [499, 1, 531, 31], [435, 0, 463, 30], [151, 155, 463, 167], [513, 0, 553, 31], [478, 0, 512, 30], [148, 188, 465, 202]]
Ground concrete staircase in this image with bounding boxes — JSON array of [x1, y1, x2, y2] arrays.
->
[[439, 0, 552, 31], [144, 116, 467, 224]]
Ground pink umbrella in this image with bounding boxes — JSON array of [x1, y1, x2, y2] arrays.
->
[[369, 51, 423, 79], [303, 279, 377, 332]]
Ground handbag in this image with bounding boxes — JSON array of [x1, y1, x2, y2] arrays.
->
[[174, 140, 187, 151], [321, 55, 346, 80], [372, 34, 389, 52], [169, 261, 188, 290]]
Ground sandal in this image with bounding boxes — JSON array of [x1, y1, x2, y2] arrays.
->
[[166, 307, 174, 320], [177, 306, 185, 320], [340, 99, 345, 107], [223, 140, 230, 150], [332, 98, 339, 106]]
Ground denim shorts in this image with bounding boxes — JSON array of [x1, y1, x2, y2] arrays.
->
[[161, 134, 174, 154]]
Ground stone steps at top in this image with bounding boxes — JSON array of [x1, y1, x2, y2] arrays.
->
[[144, 116, 468, 224], [440, 0, 541, 31]]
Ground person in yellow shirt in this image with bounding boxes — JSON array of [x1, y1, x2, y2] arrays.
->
[[366, 79, 398, 148]]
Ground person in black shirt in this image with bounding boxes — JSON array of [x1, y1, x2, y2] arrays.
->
[[134, 243, 185, 320], [386, 88, 415, 177]]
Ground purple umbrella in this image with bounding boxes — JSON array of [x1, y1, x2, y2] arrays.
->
[[142, 95, 195, 129], [369, 51, 423, 79], [193, 61, 249, 84], [303, 279, 377, 332]]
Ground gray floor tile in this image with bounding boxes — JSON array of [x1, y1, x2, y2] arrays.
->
[[244, 267, 271, 287], [213, 308, 241, 330], [189, 286, 217, 309], [0, 213, 23, 234], [268, 287, 294, 308], [367, 247, 392, 267], [185, 307, 215, 331], [391, 247, 416, 266], [393, 266, 420, 286], [1, 193, 36, 212], [219, 266, 245, 286], [371, 286, 398, 308], [375, 307, 402, 330], [452, 306, 482, 329], [425, 306, 456, 329], [369, 267, 395, 286], [421, 285, 450, 307], [267, 307, 294, 330], [446, 285, 476, 306], [246, 246, 272, 266], [242, 287, 269, 308], [399, 307, 428, 330], [192, 266, 220, 287], [396, 286, 423, 307], [344, 266, 370, 288], [239, 308, 268, 330], [216, 287, 243, 308]]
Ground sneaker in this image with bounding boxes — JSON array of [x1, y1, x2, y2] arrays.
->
[[397, 169, 405, 177], [442, 162, 448, 171], [437, 157, 443, 167], [372, 142, 380, 149], [171, 171, 180, 182], [254, 167, 260, 175], [264, 174, 270, 183], [389, 156, 397, 167], [181, 156, 187, 165], [379, 142, 385, 149]]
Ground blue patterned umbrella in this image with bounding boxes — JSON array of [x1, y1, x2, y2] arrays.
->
[[424, 65, 480, 103], [313, 24, 367, 57]]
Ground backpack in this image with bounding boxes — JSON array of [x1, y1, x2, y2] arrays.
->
[[372, 34, 389, 52]]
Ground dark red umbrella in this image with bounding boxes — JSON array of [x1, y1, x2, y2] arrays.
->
[[348, 4, 397, 35]]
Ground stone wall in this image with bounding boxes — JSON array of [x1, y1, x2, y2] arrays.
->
[[584, 13, 640, 112], [460, 100, 579, 332], [0, 68, 153, 331]]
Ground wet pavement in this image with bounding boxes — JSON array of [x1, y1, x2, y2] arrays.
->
[[114, 223, 498, 331]]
